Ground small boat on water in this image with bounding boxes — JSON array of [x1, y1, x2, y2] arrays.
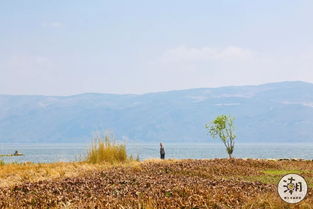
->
[[0, 150, 24, 157], [13, 150, 23, 156]]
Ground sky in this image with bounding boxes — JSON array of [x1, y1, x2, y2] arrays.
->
[[1, 0, 313, 95]]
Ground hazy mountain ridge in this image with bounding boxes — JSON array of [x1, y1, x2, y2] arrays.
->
[[1, 81, 313, 143]]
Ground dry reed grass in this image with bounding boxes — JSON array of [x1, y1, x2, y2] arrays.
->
[[86, 134, 128, 164], [0, 161, 141, 188], [1, 159, 313, 208], [0, 134, 135, 189], [0, 161, 99, 188]]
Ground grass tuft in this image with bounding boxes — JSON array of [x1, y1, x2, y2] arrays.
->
[[263, 169, 305, 175], [86, 134, 128, 164]]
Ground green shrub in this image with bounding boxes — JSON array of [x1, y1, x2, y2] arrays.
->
[[0, 160, 5, 166], [86, 134, 128, 164]]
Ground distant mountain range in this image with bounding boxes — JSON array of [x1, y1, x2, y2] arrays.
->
[[1, 81, 313, 143]]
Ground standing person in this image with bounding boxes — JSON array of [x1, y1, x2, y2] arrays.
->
[[160, 143, 165, 159]]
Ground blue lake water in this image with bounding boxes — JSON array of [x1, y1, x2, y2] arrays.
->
[[0, 143, 312, 163]]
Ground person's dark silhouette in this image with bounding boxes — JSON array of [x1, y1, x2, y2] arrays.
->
[[160, 143, 165, 159]]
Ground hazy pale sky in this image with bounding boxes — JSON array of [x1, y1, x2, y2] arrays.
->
[[1, 0, 313, 95]]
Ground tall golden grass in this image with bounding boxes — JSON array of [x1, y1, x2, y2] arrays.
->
[[86, 134, 128, 164]]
